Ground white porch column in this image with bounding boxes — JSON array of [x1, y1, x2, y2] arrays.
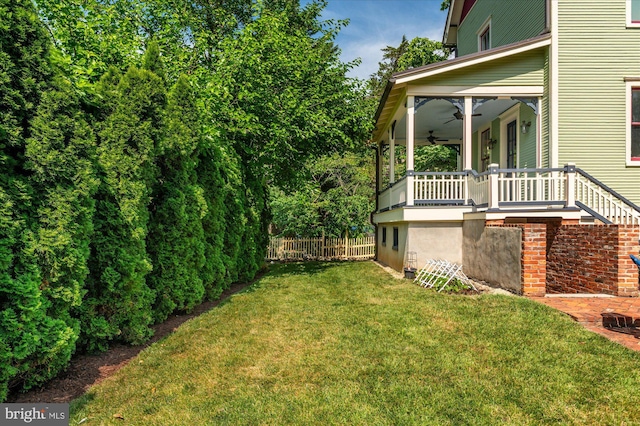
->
[[536, 96, 542, 168], [389, 128, 395, 184], [406, 95, 415, 206], [488, 163, 500, 210], [463, 96, 473, 170], [565, 163, 576, 208]]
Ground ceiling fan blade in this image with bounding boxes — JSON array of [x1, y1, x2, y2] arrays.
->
[[443, 118, 456, 124]]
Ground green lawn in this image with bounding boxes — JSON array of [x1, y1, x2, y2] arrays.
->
[[70, 262, 640, 425]]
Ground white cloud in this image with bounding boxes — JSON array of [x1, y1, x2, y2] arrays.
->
[[317, 0, 449, 80]]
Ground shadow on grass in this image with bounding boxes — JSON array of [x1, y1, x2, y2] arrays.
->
[[263, 260, 348, 278]]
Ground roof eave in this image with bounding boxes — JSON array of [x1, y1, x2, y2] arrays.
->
[[373, 79, 396, 130], [392, 33, 551, 84]]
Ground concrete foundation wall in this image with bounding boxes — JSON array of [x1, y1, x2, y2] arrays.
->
[[377, 222, 463, 271], [462, 219, 523, 293], [377, 223, 408, 271], [407, 222, 463, 268]]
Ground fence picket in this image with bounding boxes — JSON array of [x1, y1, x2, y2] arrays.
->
[[267, 236, 375, 261]]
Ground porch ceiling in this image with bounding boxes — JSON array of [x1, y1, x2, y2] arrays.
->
[[372, 33, 550, 143], [392, 98, 520, 146]]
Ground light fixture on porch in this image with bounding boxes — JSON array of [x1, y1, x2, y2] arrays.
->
[[521, 120, 531, 134], [488, 138, 497, 150]]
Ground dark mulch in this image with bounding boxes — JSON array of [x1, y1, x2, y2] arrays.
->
[[7, 279, 255, 404]]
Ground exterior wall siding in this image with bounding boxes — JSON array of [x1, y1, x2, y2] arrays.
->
[[377, 223, 408, 271], [457, 0, 546, 56], [541, 49, 550, 167], [421, 50, 545, 87], [557, 0, 640, 204], [519, 105, 537, 168]]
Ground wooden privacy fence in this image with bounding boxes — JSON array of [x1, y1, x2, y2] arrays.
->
[[267, 236, 376, 261]]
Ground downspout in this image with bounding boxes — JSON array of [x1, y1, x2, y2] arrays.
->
[[370, 143, 380, 260]]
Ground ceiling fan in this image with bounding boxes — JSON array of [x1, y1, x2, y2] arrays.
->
[[443, 108, 482, 124], [426, 131, 448, 144]]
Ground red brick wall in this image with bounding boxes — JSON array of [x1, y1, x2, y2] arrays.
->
[[521, 224, 547, 297], [546, 225, 639, 296], [485, 220, 639, 296]]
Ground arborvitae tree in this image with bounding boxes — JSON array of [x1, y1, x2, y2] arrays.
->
[[147, 74, 206, 322], [196, 141, 227, 299], [82, 54, 166, 351], [220, 147, 247, 287], [24, 76, 99, 385], [237, 167, 269, 282], [0, 0, 80, 401]]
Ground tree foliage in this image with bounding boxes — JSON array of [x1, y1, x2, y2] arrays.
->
[[0, 0, 90, 400], [271, 153, 374, 238], [369, 36, 451, 98], [0, 0, 371, 400], [81, 50, 166, 351], [147, 74, 206, 322], [209, 8, 371, 188]]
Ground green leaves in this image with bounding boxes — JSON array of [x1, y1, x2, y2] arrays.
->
[[271, 152, 375, 238], [369, 36, 451, 98], [210, 8, 371, 189]]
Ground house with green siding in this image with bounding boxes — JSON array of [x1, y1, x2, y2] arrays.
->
[[372, 0, 640, 295]]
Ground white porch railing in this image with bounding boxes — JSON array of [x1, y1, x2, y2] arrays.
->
[[467, 171, 489, 206], [413, 173, 467, 204], [496, 168, 565, 204], [575, 169, 640, 225], [377, 164, 640, 225], [377, 177, 407, 211]]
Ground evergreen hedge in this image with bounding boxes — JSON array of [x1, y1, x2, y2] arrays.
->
[[0, 12, 269, 400]]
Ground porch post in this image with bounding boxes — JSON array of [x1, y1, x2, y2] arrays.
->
[[389, 127, 395, 184], [565, 163, 576, 208], [406, 96, 415, 206], [488, 163, 500, 210], [536, 96, 542, 168], [463, 96, 473, 170]]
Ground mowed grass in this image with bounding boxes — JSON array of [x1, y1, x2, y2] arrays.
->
[[70, 262, 640, 425]]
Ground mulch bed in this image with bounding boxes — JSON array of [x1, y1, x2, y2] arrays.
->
[[6, 279, 256, 404]]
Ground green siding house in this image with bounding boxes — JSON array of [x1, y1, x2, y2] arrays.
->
[[372, 0, 640, 277]]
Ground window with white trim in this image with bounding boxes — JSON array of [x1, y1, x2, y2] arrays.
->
[[631, 86, 640, 163], [628, 0, 640, 27], [477, 17, 491, 51]]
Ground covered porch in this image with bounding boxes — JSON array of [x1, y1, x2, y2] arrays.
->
[[372, 36, 554, 222], [371, 35, 640, 292]]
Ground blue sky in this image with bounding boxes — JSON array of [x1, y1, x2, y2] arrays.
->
[[317, 0, 449, 80]]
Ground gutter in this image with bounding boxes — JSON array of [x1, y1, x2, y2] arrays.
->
[[370, 144, 380, 260], [372, 79, 395, 128]]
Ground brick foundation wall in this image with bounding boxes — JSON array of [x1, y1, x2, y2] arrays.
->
[[521, 224, 547, 297], [546, 225, 639, 296], [484, 220, 639, 297]]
